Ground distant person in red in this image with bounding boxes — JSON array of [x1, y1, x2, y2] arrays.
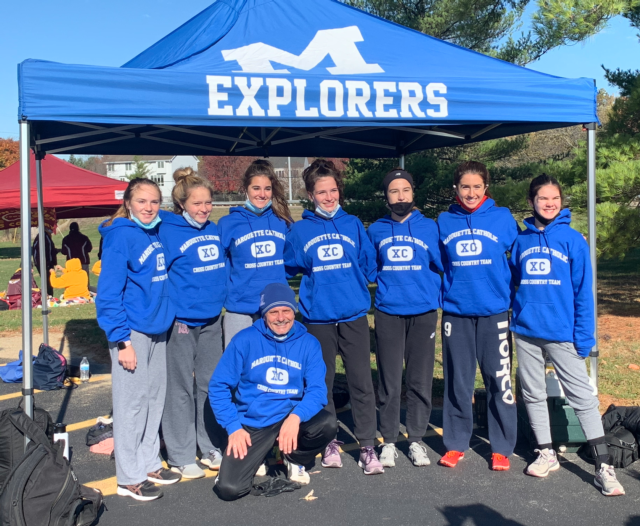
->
[[61, 222, 93, 275], [32, 227, 58, 297]]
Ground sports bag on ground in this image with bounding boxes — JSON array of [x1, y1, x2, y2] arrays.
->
[[0, 402, 53, 492], [0, 411, 102, 526], [33, 344, 72, 391], [605, 425, 639, 469]]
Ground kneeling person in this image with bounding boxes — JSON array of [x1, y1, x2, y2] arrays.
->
[[209, 283, 336, 501]]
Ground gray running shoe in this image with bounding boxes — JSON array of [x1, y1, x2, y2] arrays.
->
[[200, 448, 223, 470], [408, 442, 431, 467], [525, 448, 560, 478], [595, 464, 625, 496], [379, 443, 398, 468], [117, 481, 163, 501], [169, 464, 204, 480]]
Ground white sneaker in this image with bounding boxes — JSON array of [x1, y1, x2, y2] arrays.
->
[[170, 463, 205, 479], [255, 462, 268, 477], [284, 458, 310, 485], [595, 463, 625, 496], [525, 448, 560, 478], [408, 442, 431, 466], [379, 443, 398, 468]]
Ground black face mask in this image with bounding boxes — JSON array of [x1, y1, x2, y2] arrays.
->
[[533, 209, 557, 226], [388, 201, 414, 217]]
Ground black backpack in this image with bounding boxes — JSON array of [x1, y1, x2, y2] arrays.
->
[[33, 344, 73, 391], [605, 425, 639, 469], [0, 402, 53, 491], [0, 412, 102, 526]]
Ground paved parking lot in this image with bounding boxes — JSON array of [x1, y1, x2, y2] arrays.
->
[[1, 378, 639, 526]]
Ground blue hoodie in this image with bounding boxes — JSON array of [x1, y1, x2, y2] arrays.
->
[[208, 319, 327, 434], [218, 207, 289, 315], [510, 209, 595, 356], [367, 211, 443, 315], [284, 208, 377, 324], [97, 217, 174, 342], [158, 211, 226, 326], [437, 198, 518, 316]]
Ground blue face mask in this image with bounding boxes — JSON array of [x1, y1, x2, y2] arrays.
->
[[182, 210, 206, 229], [245, 199, 272, 215], [315, 204, 341, 219], [131, 214, 161, 230]]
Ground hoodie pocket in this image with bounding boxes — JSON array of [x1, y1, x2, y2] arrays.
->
[[515, 302, 569, 337], [378, 284, 425, 311], [444, 277, 506, 314]]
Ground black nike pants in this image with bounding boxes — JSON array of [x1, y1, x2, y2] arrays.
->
[[214, 409, 336, 501], [305, 315, 377, 447], [375, 309, 438, 444]]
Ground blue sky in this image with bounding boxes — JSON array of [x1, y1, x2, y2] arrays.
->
[[0, 1, 637, 141]]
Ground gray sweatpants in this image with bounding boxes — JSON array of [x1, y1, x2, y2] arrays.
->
[[162, 316, 226, 466], [223, 311, 260, 349], [109, 330, 167, 485], [515, 333, 604, 446]]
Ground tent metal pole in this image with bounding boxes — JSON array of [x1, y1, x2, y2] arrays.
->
[[35, 155, 49, 345], [586, 122, 598, 390], [19, 121, 34, 447], [287, 157, 292, 201], [399, 154, 405, 169]]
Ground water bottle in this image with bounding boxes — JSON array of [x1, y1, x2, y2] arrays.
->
[[80, 357, 90, 383]]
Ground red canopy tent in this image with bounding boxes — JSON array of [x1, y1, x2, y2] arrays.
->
[[0, 153, 127, 224]]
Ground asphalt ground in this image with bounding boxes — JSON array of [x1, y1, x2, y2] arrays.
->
[[1, 378, 640, 526]]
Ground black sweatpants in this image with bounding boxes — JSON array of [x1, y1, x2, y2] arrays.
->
[[305, 316, 377, 447], [442, 311, 517, 456], [215, 410, 337, 501], [375, 309, 438, 444]]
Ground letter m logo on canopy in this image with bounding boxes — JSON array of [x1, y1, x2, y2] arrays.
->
[[221, 26, 384, 74]]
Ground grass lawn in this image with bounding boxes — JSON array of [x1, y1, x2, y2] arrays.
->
[[1, 209, 638, 408]]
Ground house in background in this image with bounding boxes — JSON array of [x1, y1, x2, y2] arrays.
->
[[102, 155, 199, 204]]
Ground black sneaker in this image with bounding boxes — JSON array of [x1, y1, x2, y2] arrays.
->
[[117, 481, 164, 501], [147, 467, 182, 485]]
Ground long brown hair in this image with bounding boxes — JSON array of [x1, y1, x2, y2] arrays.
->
[[302, 159, 345, 206], [103, 178, 161, 227], [454, 161, 492, 198], [172, 167, 214, 214], [242, 159, 293, 225]]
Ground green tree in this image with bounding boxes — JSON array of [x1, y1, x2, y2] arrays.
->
[[128, 156, 152, 180]]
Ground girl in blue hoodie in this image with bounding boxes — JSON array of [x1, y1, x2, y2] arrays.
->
[[511, 174, 624, 496], [218, 160, 293, 348], [97, 178, 179, 501], [367, 168, 443, 469], [158, 168, 227, 480], [437, 161, 518, 471], [284, 159, 382, 475]]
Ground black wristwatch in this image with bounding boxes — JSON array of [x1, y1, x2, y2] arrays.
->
[[117, 340, 131, 351]]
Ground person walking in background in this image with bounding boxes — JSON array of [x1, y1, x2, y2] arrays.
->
[[210, 283, 335, 501], [61, 222, 93, 275], [97, 177, 179, 502], [158, 167, 227, 480], [367, 168, 443, 468], [284, 159, 382, 475], [511, 174, 625, 496], [32, 227, 57, 296], [437, 161, 518, 471], [218, 160, 293, 348]]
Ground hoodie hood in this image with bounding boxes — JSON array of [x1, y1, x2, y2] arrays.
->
[[218, 206, 289, 315], [208, 319, 327, 434], [437, 199, 519, 317], [367, 211, 443, 315], [65, 258, 82, 272], [157, 210, 226, 324], [510, 207, 595, 356]]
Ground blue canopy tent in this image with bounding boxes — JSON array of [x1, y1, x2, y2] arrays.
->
[[16, 0, 599, 422]]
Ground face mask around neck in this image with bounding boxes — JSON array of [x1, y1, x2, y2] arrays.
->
[[182, 210, 206, 229], [388, 201, 414, 217], [130, 214, 161, 230], [533, 209, 557, 227], [315, 204, 341, 219], [244, 199, 272, 215]]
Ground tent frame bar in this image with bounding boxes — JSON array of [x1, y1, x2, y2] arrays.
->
[[470, 123, 502, 139], [35, 154, 49, 345], [586, 122, 598, 389], [35, 124, 143, 145]]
